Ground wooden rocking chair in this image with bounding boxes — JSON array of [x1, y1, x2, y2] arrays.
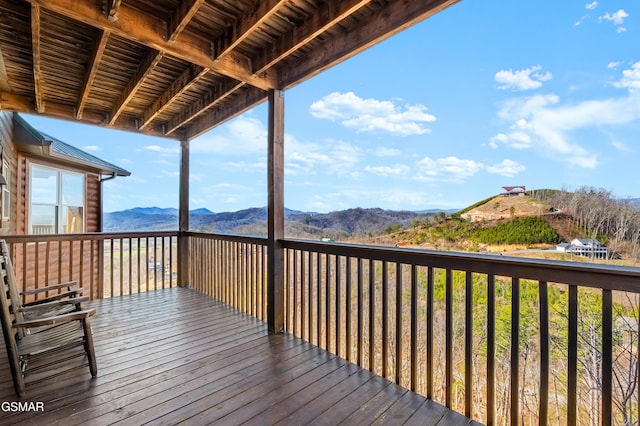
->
[[0, 240, 97, 397]]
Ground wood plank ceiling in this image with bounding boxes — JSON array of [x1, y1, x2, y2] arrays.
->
[[0, 0, 459, 141]]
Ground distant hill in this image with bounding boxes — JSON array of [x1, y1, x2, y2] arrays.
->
[[191, 208, 215, 216], [103, 206, 444, 237], [389, 194, 565, 251], [128, 207, 179, 216], [414, 208, 459, 214], [459, 195, 552, 222]]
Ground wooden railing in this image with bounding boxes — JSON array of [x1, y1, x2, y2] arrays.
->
[[6, 231, 640, 424], [185, 232, 268, 321], [3, 232, 178, 300], [181, 232, 640, 424], [280, 239, 640, 426]]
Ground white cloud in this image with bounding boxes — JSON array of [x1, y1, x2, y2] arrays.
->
[[613, 61, 640, 91], [83, 145, 100, 152], [608, 61, 622, 69], [373, 147, 402, 157], [415, 156, 484, 182], [489, 132, 533, 150], [192, 115, 364, 178], [490, 63, 640, 168], [600, 9, 628, 25], [304, 189, 363, 212], [309, 92, 436, 136], [224, 160, 265, 172], [154, 170, 179, 178], [142, 145, 179, 156], [286, 138, 362, 177], [303, 188, 457, 212], [599, 9, 629, 32], [495, 66, 552, 91], [191, 183, 263, 211], [486, 159, 526, 177], [364, 164, 410, 177], [191, 116, 267, 155], [611, 139, 630, 151], [575, 2, 598, 26]]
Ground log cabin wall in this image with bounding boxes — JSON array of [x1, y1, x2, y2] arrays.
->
[[0, 110, 17, 235], [16, 154, 27, 235], [85, 172, 100, 233]]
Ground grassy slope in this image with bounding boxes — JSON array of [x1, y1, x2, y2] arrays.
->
[[385, 195, 566, 253]]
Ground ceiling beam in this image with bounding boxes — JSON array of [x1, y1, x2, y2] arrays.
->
[[30, 4, 44, 113], [185, 86, 267, 140], [77, 29, 110, 119], [0, 50, 10, 92], [109, 50, 164, 125], [160, 0, 287, 136], [1, 90, 175, 137], [278, 0, 460, 88], [0, 91, 33, 112], [168, 0, 205, 43], [104, 0, 122, 21], [139, 64, 209, 130], [113, 0, 207, 127], [24, 0, 276, 90], [166, 79, 244, 135], [253, 0, 373, 74], [215, 0, 288, 59]]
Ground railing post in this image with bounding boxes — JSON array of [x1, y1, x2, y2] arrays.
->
[[178, 138, 190, 288], [97, 239, 104, 298], [267, 88, 285, 333]]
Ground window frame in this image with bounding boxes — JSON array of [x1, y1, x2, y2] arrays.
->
[[28, 163, 86, 234], [1, 160, 9, 221]]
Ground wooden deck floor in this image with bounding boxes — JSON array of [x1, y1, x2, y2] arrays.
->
[[0, 287, 477, 425]]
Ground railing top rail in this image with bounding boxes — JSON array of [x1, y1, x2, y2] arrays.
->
[[282, 238, 640, 293], [3, 231, 179, 243], [184, 231, 268, 246]]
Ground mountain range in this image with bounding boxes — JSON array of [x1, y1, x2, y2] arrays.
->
[[103, 206, 457, 238]]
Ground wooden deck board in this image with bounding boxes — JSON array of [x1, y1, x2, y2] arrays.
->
[[0, 287, 474, 425]]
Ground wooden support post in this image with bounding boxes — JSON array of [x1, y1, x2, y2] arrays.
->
[[178, 138, 190, 288], [267, 89, 285, 333]]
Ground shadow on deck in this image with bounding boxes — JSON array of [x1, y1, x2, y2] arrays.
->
[[0, 288, 477, 425]]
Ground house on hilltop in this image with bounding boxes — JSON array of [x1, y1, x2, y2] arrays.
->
[[0, 112, 130, 235], [556, 238, 608, 258], [502, 185, 526, 196]]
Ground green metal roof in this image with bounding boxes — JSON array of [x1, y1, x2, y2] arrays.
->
[[13, 113, 130, 177]]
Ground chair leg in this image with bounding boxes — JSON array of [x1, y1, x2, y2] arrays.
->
[[82, 319, 98, 377], [7, 347, 25, 397]]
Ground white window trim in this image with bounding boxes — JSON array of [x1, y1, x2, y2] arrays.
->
[[29, 163, 86, 234], [2, 160, 9, 221]]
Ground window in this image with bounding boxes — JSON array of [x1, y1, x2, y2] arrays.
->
[[29, 164, 85, 234], [1, 160, 9, 221]]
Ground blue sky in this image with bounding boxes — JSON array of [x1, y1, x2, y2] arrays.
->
[[22, 0, 640, 213]]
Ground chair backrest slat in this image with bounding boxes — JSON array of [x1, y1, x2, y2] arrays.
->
[[0, 243, 23, 395], [0, 241, 25, 337]]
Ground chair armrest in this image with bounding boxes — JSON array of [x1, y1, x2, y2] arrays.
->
[[13, 309, 96, 328], [20, 281, 78, 296], [19, 297, 90, 312], [23, 290, 84, 306]]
